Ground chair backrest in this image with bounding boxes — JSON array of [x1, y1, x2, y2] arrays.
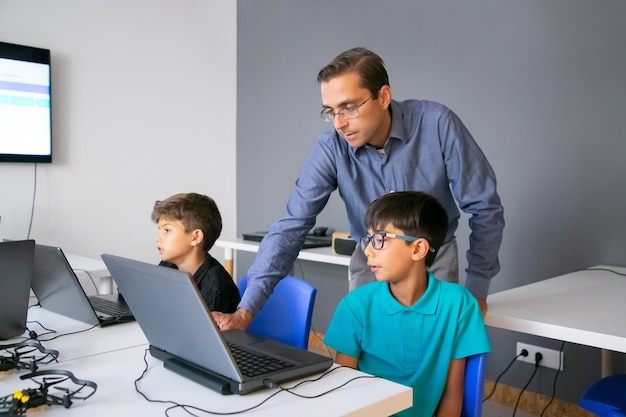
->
[[462, 352, 488, 417], [238, 275, 317, 350], [579, 374, 626, 417]]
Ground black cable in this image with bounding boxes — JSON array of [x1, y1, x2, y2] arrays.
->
[[24, 320, 57, 341], [27, 163, 37, 240], [34, 323, 99, 342], [132, 349, 198, 413], [281, 372, 379, 399], [164, 367, 375, 416], [539, 341, 566, 417], [71, 268, 100, 294], [512, 353, 542, 417], [483, 349, 528, 402], [134, 349, 376, 416], [26, 319, 55, 334], [583, 267, 626, 277], [134, 348, 284, 416]]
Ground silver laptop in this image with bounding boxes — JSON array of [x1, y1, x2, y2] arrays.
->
[[31, 244, 134, 326], [101, 253, 333, 395], [0, 240, 34, 340]]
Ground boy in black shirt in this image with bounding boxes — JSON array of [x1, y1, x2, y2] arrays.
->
[[152, 193, 240, 313]]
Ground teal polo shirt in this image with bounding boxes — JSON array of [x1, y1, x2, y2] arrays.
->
[[324, 272, 491, 417]]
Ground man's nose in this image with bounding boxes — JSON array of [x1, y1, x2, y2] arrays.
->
[[333, 114, 349, 130]]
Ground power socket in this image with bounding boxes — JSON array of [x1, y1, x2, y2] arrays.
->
[[516, 342, 563, 370]]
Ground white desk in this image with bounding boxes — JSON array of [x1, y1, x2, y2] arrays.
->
[[214, 238, 351, 277], [1, 343, 412, 416], [484, 265, 626, 376], [4, 307, 148, 363]]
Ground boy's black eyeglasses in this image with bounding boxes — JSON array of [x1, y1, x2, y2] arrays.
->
[[319, 95, 373, 122], [360, 232, 435, 252]]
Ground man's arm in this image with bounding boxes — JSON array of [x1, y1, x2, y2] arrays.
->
[[220, 137, 339, 330], [442, 110, 505, 300], [213, 308, 254, 331], [476, 297, 488, 317]]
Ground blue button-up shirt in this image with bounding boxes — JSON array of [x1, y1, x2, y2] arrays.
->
[[242, 99, 504, 313]]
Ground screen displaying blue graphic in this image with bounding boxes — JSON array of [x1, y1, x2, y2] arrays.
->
[[0, 42, 52, 163]]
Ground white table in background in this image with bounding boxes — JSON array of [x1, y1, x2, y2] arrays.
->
[[214, 238, 351, 277], [484, 265, 626, 376]]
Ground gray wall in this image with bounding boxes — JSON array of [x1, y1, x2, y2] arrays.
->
[[237, 0, 626, 404], [0, 1, 237, 264]]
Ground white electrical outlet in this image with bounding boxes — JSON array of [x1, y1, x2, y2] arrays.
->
[[516, 342, 564, 370]]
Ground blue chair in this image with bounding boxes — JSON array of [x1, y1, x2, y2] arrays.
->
[[462, 352, 488, 417], [579, 374, 626, 417], [237, 275, 317, 350]]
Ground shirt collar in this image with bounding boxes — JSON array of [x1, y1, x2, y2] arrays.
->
[[381, 271, 441, 316], [387, 100, 409, 142], [349, 99, 408, 156]]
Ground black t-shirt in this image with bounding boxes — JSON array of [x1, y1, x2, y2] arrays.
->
[[159, 254, 240, 313]]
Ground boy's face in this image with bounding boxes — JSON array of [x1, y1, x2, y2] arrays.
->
[[363, 225, 420, 284], [155, 217, 196, 266]]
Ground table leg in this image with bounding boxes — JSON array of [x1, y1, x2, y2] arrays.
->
[[99, 275, 114, 295], [602, 349, 615, 377], [223, 247, 234, 277]]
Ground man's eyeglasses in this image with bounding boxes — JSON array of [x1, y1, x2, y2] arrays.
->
[[360, 231, 435, 252], [319, 95, 373, 123]]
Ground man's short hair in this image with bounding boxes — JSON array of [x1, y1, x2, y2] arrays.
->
[[317, 47, 389, 98]]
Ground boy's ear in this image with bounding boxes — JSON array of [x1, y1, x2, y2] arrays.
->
[[190, 229, 204, 247], [411, 238, 431, 261]]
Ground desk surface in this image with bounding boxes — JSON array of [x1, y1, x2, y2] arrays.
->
[[215, 238, 351, 267], [8, 307, 148, 362], [2, 308, 411, 416], [484, 265, 626, 353], [2, 343, 411, 416]]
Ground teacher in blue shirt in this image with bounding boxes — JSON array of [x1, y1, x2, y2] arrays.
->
[[213, 47, 504, 331]]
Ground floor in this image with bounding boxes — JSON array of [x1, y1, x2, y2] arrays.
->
[[483, 400, 538, 417]]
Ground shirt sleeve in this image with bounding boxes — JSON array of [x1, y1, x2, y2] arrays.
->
[[240, 135, 338, 314], [452, 290, 492, 359], [323, 297, 363, 358], [440, 109, 505, 298]]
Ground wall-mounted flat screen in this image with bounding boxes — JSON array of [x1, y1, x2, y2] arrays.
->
[[0, 41, 52, 163]]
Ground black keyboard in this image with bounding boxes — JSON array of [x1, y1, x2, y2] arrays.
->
[[227, 342, 293, 377], [89, 296, 133, 317]]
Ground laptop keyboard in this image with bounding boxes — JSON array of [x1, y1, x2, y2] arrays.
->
[[89, 296, 133, 317], [227, 342, 293, 377]]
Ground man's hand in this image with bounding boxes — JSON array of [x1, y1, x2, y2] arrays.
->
[[212, 308, 254, 331], [477, 298, 488, 317]]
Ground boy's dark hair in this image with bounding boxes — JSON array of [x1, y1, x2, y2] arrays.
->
[[151, 193, 222, 252], [317, 47, 390, 99], [364, 191, 448, 266]]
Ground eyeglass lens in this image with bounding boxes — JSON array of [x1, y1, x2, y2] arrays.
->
[[360, 232, 386, 250]]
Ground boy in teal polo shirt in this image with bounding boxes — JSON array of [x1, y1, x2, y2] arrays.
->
[[324, 191, 491, 417]]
